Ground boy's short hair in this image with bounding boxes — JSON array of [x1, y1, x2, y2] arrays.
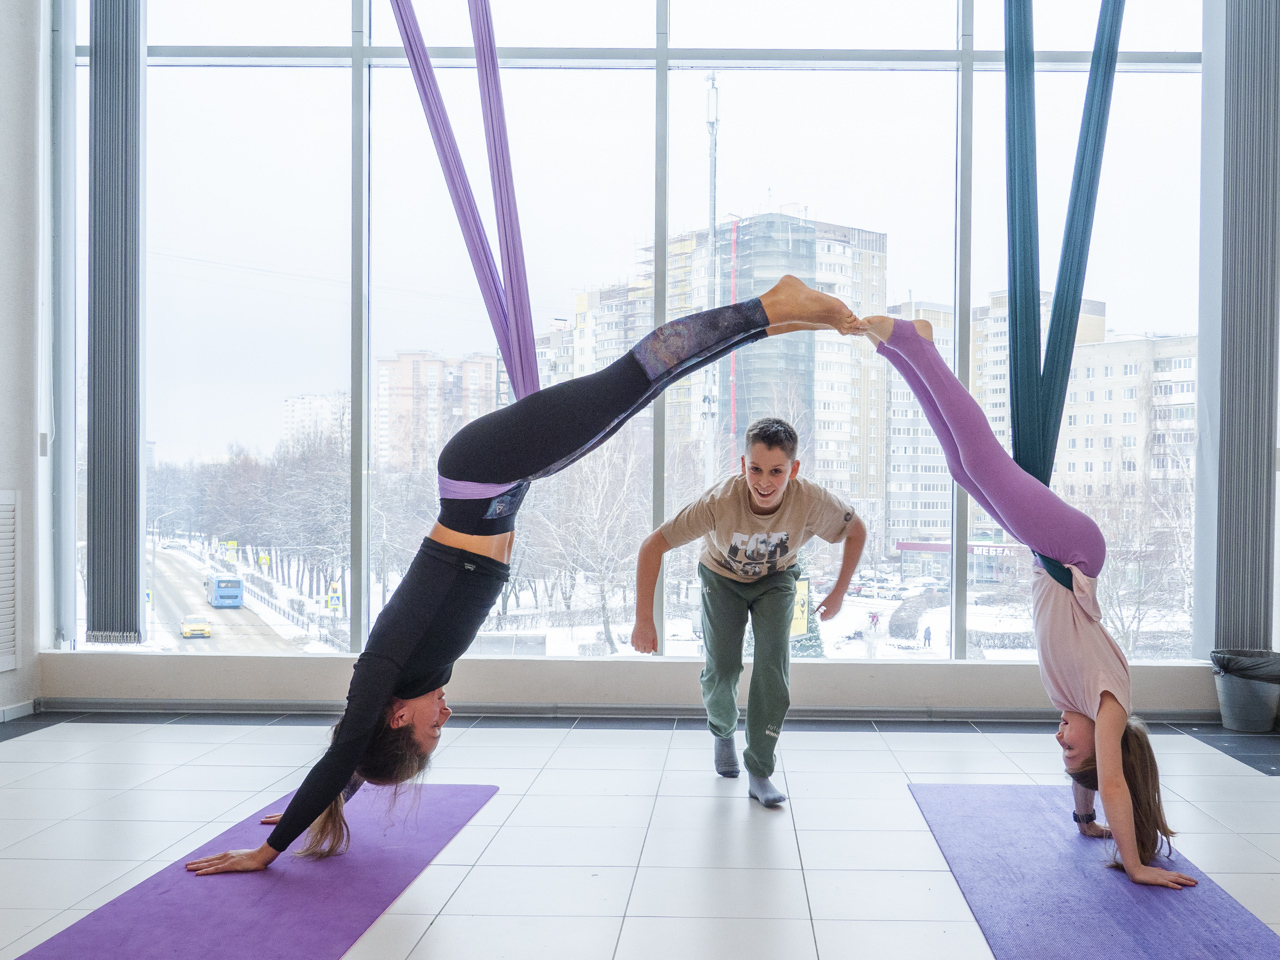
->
[[744, 417, 798, 460]]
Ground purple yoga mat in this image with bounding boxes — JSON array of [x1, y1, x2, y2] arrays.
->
[[19, 783, 497, 960], [910, 784, 1280, 960]]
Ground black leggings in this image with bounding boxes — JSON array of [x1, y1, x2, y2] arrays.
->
[[438, 298, 770, 534]]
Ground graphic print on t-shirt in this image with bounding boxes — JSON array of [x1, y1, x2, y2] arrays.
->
[[724, 531, 791, 578]]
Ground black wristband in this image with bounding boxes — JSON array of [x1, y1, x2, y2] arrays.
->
[[1072, 811, 1097, 824]]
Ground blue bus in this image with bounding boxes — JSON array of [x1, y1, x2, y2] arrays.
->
[[205, 574, 244, 608]]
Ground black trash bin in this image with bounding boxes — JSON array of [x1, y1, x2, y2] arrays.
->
[[1211, 649, 1280, 733]]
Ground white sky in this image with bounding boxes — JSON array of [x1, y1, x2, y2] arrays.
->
[[74, 1, 1203, 464]]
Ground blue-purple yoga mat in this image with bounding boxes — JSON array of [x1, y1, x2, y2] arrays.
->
[[19, 783, 497, 960], [910, 784, 1280, 960]]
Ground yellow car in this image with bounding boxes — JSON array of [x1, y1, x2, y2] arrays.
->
[[181, 615, 212, 638]]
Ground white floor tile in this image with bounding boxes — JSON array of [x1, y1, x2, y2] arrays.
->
[[0, 908, 59, 951], [136, 764, 299, 792], [1148, 735, 1224, 754], [432, 823, 500, 865], [0, 859, 139, 909], [640, 826, 801, 869], [796, 830, 948, 871], [1161, 800, 1233, 835], [528, 768, 662, 797], [627, 866, 810, 919], [16, 723, 156, 742], [1190, 801, 1280, 833], [211, 789, 292, 823], [614, 916, 817, 960], [1155, 753, 1266, 777], [0, 740, 100, 763], [153, 821, 245, 862], [70, 788, 257, 822], [1, 818, 209, 861], [441, 865, 636, 916], [507, 794, 654, 828], [0, 763, 58, 787], [385, 863, 471, 916], [981, 733, 1061, 754], [6, 762, 173, 791], [779, 750, 903, 773], [1211, 873, 1280, 923], [339, 911, 433, 960], [782, 771, 913, 800], [431, 745, 556, 769], [0, 787, 123, 820], [1171, 833, 1280, 873], [451, 726, 572, 748], [806, 870, 973, 921], [881, 732, 999, 752], [464, 792, 522, 826], [420, 766, 539, 794], [670, 729, 745, 750], [230, 724, 335, 746], [185, 742, 324, 767], [790, 797, 928, 832], [1008, 752, 1071, 775], [0, 909, 91, 960], [663, 748, 725, 772], [72, 741, 219, 766], [1241, 834, 1280, 863], [546, 747, 668, 770], [70, 859, 169, 909], [408, 914, 622, 960], [812, 919, 994, 960], [262, 767, 313, 793], [121, 724, 247, 744], [478, 825, 648, 867], [776, 731, 888, 751], [1162, 776, 1280, 803], [0, 819, 59, 852], [658, 770, 756, 797], [560, 729, 673, 750], [648, 795, 793, 832], [894, 751, 1024, 774]]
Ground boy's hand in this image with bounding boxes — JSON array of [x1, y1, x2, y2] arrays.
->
[[631, 621, 658, 654], [816, 591, 843, 621]]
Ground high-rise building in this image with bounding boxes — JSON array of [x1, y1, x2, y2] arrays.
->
[[535, 319, 576, 387], [282, 393, 351, 445], [373, 350, 503, 472]]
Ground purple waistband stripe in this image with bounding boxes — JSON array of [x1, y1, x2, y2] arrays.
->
[[438, 476, 519, 500]]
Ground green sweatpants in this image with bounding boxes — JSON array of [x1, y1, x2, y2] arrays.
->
[[698, 562, 797, 778]]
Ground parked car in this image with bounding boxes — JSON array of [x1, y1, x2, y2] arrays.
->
[[181, 615, 212, 638]]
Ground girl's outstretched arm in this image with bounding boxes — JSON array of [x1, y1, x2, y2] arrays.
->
[[1094, 693, 1197, 889]]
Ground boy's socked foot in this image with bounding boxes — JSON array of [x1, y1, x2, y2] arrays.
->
[[714, 736, 740, 778], [759, 275, 855, 334], [748, 773, 787, 807]]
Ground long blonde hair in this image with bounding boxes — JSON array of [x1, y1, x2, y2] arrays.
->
[[1068, 716, 1174, 866], [297, 713, 429, 859]]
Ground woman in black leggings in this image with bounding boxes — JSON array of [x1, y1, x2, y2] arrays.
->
[[187, 276, 853, 874]]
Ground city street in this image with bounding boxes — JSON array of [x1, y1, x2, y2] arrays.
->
[[148, 545, 307, 653]]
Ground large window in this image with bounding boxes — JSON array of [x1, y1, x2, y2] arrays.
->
[[67, 1, 1203, 662]]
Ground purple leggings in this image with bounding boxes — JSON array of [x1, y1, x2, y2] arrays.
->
[[878, 319, 1106, 578]]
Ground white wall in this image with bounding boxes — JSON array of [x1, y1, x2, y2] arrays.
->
[[0, 0, 47, 717]]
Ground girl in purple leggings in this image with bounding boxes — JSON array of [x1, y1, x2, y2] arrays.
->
[[859, 315, 1195, 890]]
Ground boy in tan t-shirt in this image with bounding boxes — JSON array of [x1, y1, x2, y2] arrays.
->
[[632, 418, 866, 806]]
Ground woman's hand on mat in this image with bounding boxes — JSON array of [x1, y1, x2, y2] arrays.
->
[[1077, 820, 1111, 839], [260, 813, 282, 825], [186, 842, 280, 876], [631, 620, 658, 654], [1127, 864, 1198, 890]]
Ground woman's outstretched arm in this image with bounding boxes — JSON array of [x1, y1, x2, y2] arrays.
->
[[1094, 693, 1197, 889]]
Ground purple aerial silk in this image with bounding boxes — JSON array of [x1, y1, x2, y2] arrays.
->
[[389, 0, 540, 402]]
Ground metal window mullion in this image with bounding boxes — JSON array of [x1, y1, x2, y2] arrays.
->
[[950, 0, 973, 660], [652, 0, 670, 655], [350, 0, 371, 653], [52, 0, 78, 648]]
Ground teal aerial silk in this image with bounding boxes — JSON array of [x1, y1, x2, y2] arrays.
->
[[1004, 0, 1125, 590]]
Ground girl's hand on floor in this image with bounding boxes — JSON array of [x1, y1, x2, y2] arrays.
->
[[1078, 820, 1111, 839], [1127, 864, 1198, 889], [260, 813, 282, 825], [186, 842, 279, 876]]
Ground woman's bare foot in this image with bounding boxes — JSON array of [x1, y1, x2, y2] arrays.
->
[[759, 275, 856, 335], [853, 315, 934, 346], [912, 319, 934, 342]]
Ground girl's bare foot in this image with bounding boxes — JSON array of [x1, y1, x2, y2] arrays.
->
[[759, 275, 856, 335]]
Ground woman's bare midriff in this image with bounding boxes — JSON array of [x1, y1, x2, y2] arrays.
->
[[428, 522, 515, 564]]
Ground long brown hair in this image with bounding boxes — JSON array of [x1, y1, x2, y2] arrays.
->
[[1068, 716, 1174, 867], [296, 711, 429, 859]]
